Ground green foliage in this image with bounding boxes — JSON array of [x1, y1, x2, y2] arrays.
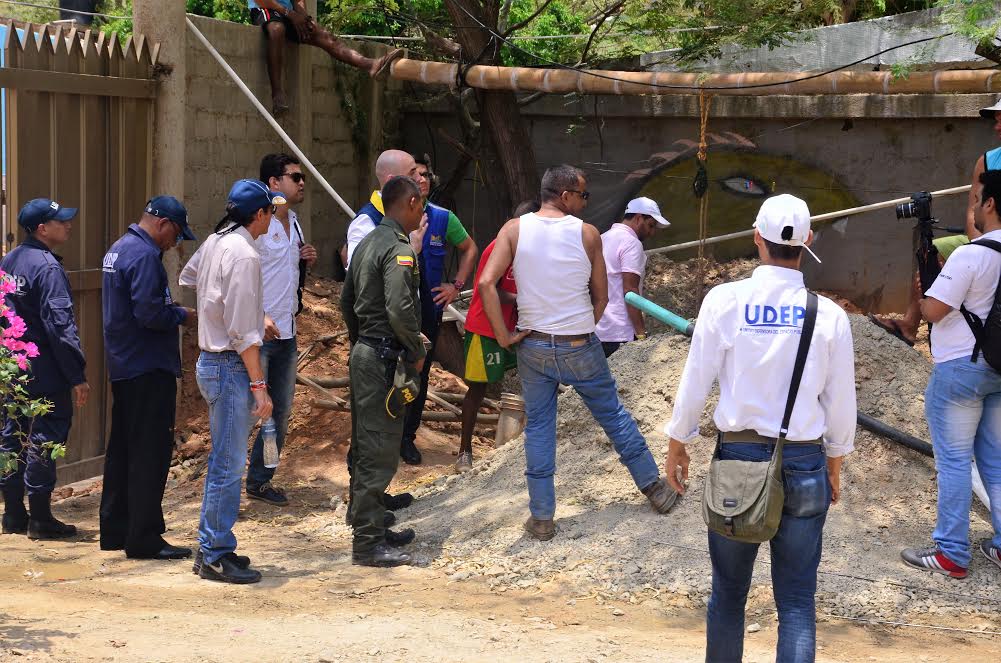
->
[[938, 0, 1001, 49], [499, 0, 588, 66], [93, 1, 132, 39]]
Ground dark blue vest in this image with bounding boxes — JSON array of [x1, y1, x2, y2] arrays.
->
[[420, 203, 451, 318]]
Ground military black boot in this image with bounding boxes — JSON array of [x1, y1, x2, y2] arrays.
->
[[2, 485, 28, 534], [27, 492, 77, 540], [352, 542, 412, 567], [384, 528, 415, 547]]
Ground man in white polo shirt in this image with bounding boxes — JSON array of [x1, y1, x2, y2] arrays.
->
[[596, 197, 670, 357], [901, 168, 1001, 579], [245, 153, 317, 507]]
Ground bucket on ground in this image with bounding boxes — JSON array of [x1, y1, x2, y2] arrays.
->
[[494, 393, 526, 446]]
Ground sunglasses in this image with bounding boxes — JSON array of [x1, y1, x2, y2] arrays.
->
[[565, 189, 590, 201], [281, 172, 306, 184]]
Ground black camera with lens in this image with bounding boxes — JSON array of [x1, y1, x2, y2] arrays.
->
[[895, 191, 934, 223]]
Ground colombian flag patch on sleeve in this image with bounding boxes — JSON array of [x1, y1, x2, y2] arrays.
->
[[396, 255, 414, 267]]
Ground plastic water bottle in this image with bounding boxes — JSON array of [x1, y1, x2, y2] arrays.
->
[[262, 418, 279, 469]]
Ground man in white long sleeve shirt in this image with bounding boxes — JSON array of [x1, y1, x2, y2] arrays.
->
[[664, 194, 856, 663], [179, 179, 282, 585]]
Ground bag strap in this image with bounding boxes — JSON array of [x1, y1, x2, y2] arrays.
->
[[959, 239, 1001, 362], [780, 290, 818, 440]]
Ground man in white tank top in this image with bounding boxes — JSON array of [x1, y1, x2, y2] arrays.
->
[[477, 165, 679, 541]]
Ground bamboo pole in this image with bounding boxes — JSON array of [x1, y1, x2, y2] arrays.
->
[[646, 184, 973, 256], [391, 58, 1001, 97], [186, 17, 356, 218]]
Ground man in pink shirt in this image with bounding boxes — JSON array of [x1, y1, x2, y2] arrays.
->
[[596, 197, 670, 356]]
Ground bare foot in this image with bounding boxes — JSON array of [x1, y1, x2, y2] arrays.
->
[[868, 314, 917, 347], [369, 48, 404, 78]]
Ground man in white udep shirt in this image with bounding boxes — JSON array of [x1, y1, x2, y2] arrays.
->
[[665, 194, 856, 663], [901, 169, 1001, 580]]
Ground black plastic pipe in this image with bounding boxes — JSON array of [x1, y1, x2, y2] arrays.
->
[[857, 412, 933, 458]]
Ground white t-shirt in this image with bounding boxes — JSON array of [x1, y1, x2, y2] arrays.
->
[[345, 213, 377, 267], [255, 210, 303, 340], [925, 228, 1001, 363], [596, 223, 647, 342]]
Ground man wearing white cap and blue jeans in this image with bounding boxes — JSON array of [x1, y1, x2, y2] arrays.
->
[[596, 197, 670, 357], [665, 194, 856, 663]]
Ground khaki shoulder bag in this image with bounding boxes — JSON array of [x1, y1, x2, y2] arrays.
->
[[701, 290, 818, 544]]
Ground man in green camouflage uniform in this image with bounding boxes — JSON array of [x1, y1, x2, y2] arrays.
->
[[340, 176, 427, 567]]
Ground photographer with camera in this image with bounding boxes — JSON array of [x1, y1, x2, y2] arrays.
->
[[900, 169, 1001, 579], [869, 99, 1001, 346]]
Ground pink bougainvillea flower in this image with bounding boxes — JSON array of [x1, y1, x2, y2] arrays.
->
[[14, 354, 27, 371], [23, 342, 38, 358]]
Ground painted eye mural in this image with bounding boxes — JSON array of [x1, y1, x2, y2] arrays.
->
[[583, 133, 859, 261]]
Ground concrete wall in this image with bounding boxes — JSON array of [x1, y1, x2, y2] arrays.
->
[[182, 14, 400, 277], [400, 92, 998, 312]]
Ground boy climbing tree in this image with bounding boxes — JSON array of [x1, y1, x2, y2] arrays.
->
[[248, 1, 402, 116]]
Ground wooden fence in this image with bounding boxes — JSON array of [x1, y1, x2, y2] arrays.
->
[[1, 20, 157, 484]]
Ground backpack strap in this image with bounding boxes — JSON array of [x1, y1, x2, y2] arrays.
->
[[960, 239, 1001, 362]]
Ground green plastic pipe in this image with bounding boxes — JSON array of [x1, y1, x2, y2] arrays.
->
[[625, 292, 695, 337]]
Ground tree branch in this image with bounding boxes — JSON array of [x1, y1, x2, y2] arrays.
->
[[498, 0, 515, 33], [420, 25, 462, 58], [576, 0, 627, 67], [502, 0, 556, 38]]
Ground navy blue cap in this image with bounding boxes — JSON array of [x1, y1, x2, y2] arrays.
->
[[17, 198, 77, 232], [145, 195, 196, 241], [227, 179, 286, 218]]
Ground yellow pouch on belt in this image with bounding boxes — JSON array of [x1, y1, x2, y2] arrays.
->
[[385, 358, 419, 418]]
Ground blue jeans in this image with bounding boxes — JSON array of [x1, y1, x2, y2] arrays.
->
[[706, 442, 831, 663], [516, 335, 660, 519], [247, 338, 297, 489], [925, 356, 1001, 568], [195, 351, 255, 565]]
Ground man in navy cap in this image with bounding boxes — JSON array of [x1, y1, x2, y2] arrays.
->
[[1, 198, 88, 540], [98, 196, 197, 560], [181, 180, 279, 584]]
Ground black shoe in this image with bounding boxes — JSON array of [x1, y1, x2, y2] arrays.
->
[[345, 508, 396, 528], [198, 552, 262, 584], [400, 440, 422, 465], [2, 511, 28, 535], [192, 548, 250, 575], [246, 482, 289, 507], [27, 517, 77, 540], [385, 528, 415, 547], [129, 544, 191, 560], [383, 492, 413, 511], [352, 542, 412, 567]]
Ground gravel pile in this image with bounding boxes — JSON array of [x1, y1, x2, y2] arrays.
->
[[404, 311, 1001, 622]]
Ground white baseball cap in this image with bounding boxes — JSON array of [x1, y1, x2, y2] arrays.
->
[[981, 95, 1001, 119], [625, 197, 670, 227], [752, 194, 821, 264]]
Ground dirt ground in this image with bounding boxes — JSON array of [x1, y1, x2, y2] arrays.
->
[[3, 267, 1001, 661]]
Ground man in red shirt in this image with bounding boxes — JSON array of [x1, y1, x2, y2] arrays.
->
[[457, 201, 537, 471]]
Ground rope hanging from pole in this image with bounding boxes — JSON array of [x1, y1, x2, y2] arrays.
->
[[694, 90, 713, 308]]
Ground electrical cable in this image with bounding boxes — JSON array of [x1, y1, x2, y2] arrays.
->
[[451, 2, 955, 92], [0, 0, 130, 20]]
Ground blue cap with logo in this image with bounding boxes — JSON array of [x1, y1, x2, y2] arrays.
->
[[227, 179, 286, 218], [146, 195, 197, 241], [17, 198, 78, 232]]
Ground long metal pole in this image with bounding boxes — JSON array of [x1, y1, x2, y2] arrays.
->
[[185, 17, 356, 219], [646, 184, 972, 256]]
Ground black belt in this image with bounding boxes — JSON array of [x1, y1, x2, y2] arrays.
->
[[359, 336, 402, 350], [720, 430, 822, 445], [525, 331, 593, 344]]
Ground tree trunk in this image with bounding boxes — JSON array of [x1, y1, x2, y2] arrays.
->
[[441, 0, 540, 239]]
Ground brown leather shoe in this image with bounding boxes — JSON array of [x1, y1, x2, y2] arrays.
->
[[642, 477, 679, 514], [524, 516, 555, 541]]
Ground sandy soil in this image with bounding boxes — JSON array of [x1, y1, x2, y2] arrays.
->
[[3, 268, 1001, 662]]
